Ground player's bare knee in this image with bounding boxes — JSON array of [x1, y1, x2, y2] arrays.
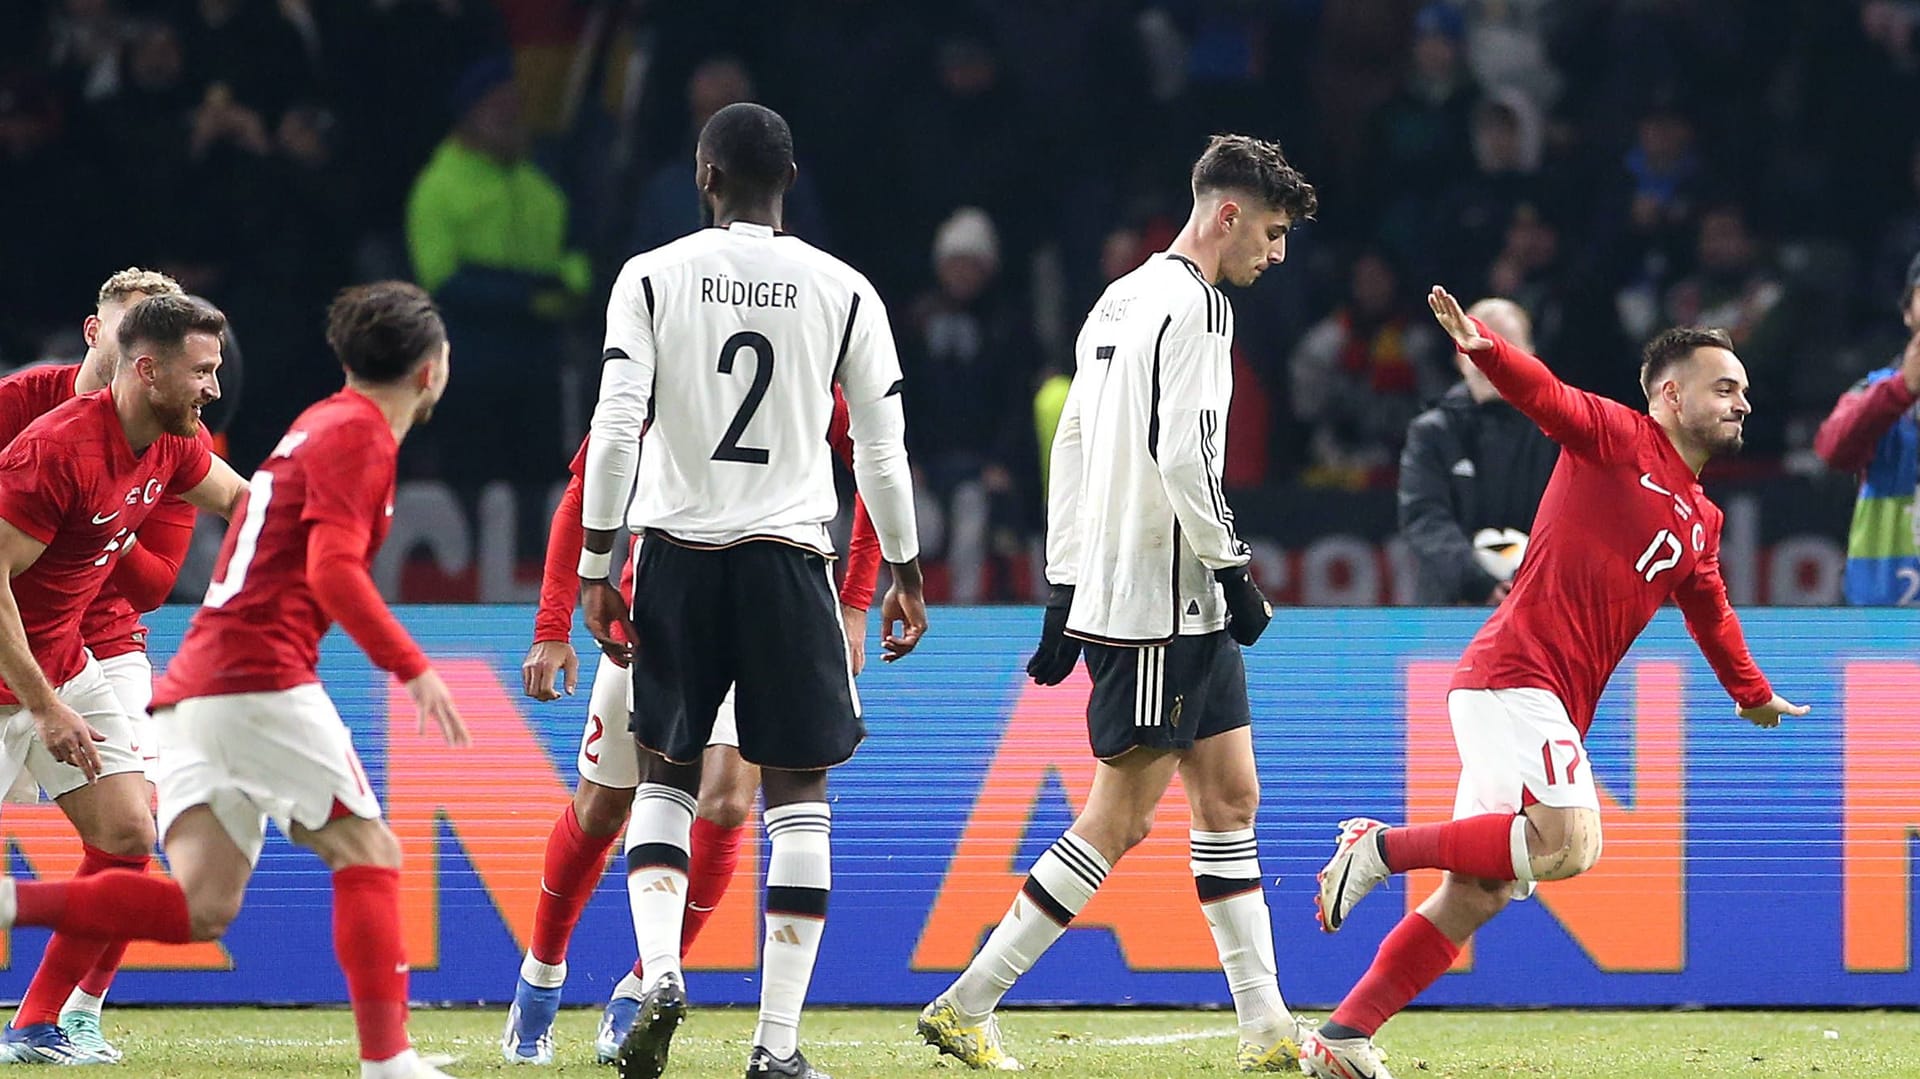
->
[[185, 885, 243, 942], [695, 788, 752, 831], [1527, 809, 1602, 881], [573, 781, 632, 837], [87, 816, 157, 860], [1191, 786, 1258, 832]]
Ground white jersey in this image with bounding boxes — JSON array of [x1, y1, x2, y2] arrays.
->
[[583, 222, 918, 562], [1046, 252, 1249, 644]]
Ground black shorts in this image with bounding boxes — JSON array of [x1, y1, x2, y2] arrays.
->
[[1080, 630, 1251, 760], [628, 534, 861, 770]]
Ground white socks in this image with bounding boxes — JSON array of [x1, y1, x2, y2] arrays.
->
[[518, 953, 567, 990], [625, 783, 697, 992], [949, 831, 1109, 1022], [1191, 828, 1290, 1046], [754, 802, 832, 1059]]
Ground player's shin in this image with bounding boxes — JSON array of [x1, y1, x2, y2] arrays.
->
[[15, 846, 147, 1029], [332, 865, 411, 1065], [625, 784, 697, 991], [524, 803, 618, 987], [755, 802, 830, 1060], [1326, 912, 1460, 1038], [948, 831, 1110, 1021], [682, 815, 744, 953], [1191, 829, 1292, 1047]]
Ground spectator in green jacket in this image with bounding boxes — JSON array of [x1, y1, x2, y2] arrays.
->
[[405, 55, 589, 487]]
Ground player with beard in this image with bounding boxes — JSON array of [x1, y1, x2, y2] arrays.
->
[[0, 268, 205, 1063], [0, 294, 246, 1063], [1301, 288, 1808, 1079], [0, 283, 472, 1079]]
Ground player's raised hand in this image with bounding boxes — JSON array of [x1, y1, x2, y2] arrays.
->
[[34, 699, 105, 782], [841, 603, 869, 676], [881, 560, 928, 662], [1737, 693, 1810, 729], [521, 640, 579, 701], [407, 668, 470, 747], [581, 579, 637, 667], [1428, 285, 1493, 353]]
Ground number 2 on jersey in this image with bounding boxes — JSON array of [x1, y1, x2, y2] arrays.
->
[[712, 331, 775, 464]]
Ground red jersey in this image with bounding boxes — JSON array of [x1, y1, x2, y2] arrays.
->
[[0, 391, 212, 704], [0, 362, 200, 659], [532, 390, 885, 643], [1449, 325, 1773, 735], [156, 391, 424, 706]]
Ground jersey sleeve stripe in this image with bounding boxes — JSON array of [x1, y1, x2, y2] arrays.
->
[[602, 347, 629, 363], [641, 275, 655, 318], [884, 378, 904, 397], [831, 292, 862, 385], [1199, 409, 1249, 556], [1146, 315, 1172, 460]]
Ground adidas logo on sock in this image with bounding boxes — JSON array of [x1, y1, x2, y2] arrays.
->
[[769, 924, 802, 946], [643, 877, 681, 896]]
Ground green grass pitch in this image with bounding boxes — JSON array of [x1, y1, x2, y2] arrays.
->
[[89, 1007, 1920, 1077]]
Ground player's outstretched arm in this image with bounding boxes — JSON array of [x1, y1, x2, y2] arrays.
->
[[0, 520, 102, 779], [1428, 285, 1639, 460], [1673, 543, 1806, 729]]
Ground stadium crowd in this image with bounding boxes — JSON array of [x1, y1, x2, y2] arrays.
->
[[3, 0, 1919, 599]]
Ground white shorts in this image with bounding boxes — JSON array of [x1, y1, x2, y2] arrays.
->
[[93, 650, 154, 762], [0, 656, 144, 804], [577, 655, 738, 789], [150, 684, 380, 865], [1448, 687, 1600, 899]]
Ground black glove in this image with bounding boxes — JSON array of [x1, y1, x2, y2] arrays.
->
[[1214, 565, 1272, 647], [1026, 585, 1081, 685]]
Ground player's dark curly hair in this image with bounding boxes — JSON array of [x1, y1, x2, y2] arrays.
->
[[1191, 134, 1318, 221], [326, 281, 445, 385], [116, 294, 226, 360], [1639, 326, 1734, 399], [698, 102, 794, 197]]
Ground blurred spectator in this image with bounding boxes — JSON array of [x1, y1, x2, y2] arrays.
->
[[406, 55, 590, 486], [902, 207, 1035, 602], [895, 30, 1037, 292], [1663, 203, 1804, 454], [1430, 87, 1549, 286], [45, 0, 130, 105], [1399, 297, 1557, 604], [628, 56, 827, 254], [1291, 250, 1448, 488], [1813, 251, 1920, 606], [1365, 1, 1481, 258], [1460, 0, 1560, 108], [179, 0, 317, 125], [1598, 99, 1706, 339]]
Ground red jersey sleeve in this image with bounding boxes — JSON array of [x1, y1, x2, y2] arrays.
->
[[0, 439, 70, 545], [535, 470, 587, 642], [1463, 318, 1645, 462], [162, 430, 214, 495], [307, 518, 430, 680], [828, 387, 853, 464], [841, 494, 880, 610], [1672, 513, 1773, 709], [110, 498, 196, 610], [1813, 373, 1915, 475]]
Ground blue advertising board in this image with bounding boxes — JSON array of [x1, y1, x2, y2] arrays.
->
[[0, 607, 1912, 1008]]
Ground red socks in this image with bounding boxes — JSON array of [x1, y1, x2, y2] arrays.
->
[[15, 869, 190, 943], [629, 818, 745, 979], [333, 866, 410, 1063], [77, 940, 129, 999], [682, 817, 742, 952], [13, 847, 147, 1027], [1329, 912, 1462, 1036], [529, 805, 619, 966], [1381, 814, 1518, 881]]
